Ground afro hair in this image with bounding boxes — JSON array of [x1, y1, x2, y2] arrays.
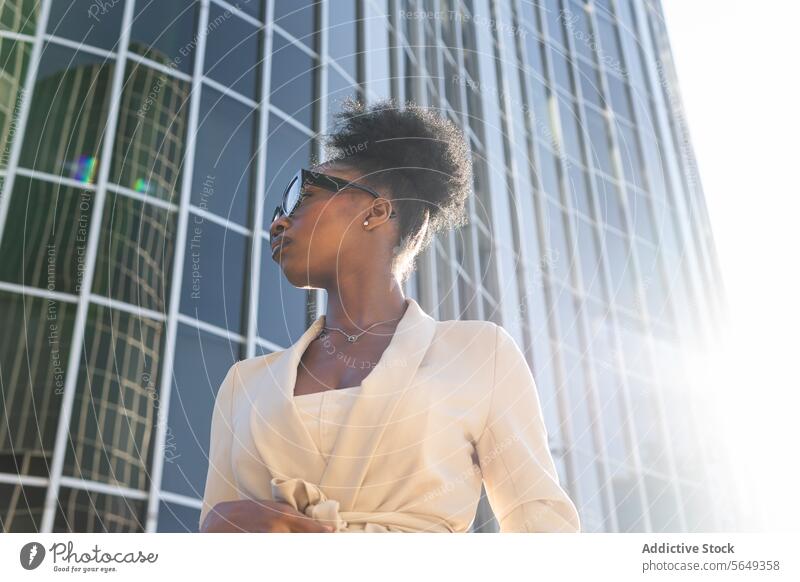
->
[[322, 97, 473, 283]]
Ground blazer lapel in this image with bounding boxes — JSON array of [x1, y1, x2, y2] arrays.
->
[[248, 312, 329, 483], [248, 296, 437, 506]]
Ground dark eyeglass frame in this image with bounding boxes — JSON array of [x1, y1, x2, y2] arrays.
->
[[270, 168, 397, 225]]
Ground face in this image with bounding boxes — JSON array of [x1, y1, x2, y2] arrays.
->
[[268, 163, 397, 288]]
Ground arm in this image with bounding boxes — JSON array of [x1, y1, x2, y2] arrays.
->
[[198, 361, 333, 533], [475, 324, 581, 533], [199, 362, 242, 530]]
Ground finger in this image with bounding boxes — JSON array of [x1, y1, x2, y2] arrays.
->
[[288, 514, 335, 533], [260, 501, 305, 525]]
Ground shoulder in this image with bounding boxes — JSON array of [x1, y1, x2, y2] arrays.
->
[[429, 318, 498, 359], [233, 350, 283, 375], [232, 350, 284, 380], [215, 350, 283, 399]]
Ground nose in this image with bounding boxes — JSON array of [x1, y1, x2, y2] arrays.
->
[[269, 211, 290, 242]]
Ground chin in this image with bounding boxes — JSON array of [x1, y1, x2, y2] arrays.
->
[[280, 261, 320, 289]]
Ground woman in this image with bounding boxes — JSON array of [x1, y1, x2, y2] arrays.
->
[[199, 98, 580, 533]]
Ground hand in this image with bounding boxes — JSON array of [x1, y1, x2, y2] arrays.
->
[[200, 499, 335, 533]]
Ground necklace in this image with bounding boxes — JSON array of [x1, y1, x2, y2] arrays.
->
[[318, 315, 402, 343]]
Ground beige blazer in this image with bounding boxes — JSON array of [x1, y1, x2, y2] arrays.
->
[[199, 296, 581, 533]]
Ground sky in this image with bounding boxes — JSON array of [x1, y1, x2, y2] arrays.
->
[[660, 1, 800, 530]]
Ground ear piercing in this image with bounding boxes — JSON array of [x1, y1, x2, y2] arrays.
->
[[363, 220, 369, 226]]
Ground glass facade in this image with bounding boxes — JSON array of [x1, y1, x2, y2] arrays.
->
[[0, 0, 732, 533]]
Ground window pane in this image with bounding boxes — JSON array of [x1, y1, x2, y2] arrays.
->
[[63, 305, 166, 491], [592, 363, 629, 465], [578, 58, 606, 110], [556, 290, 581, 352], [157, 500, 200, 532], [610, 462, 646, 531], [365, 0, 391, 100], [204, 4, 260, 99], [564, 1, 593, 61], [180, 215, 249, 334], [192, 86, 256, 225], [130, 0, 199, 74], [575, 451, 605, 532], [162, 324, 241, 498], [596, 14, 623, 70], [263, 114, 314, 231], [557, 94, 582, 161], [0, 36, 31, 169], [92, 191, 177, 313], [0, 292, 75, 479], [545, 0, 568, 48], [0, 483, 45, 532], [549, 46, 573, 94], [327, 0, 357, 78], [326, 65, 359, 126], [561, 348, 594, 454], [270, 31, 317, 127], [53, 488, 146, 533], [644, 473, 681, 532], [237, 0, 263, 20], [544, 199, 571, 282], [258, 240, 308, 345], [566, 162, 591, 217], [575, 216, 602, 298], [595, 174, 625, 231], [47, 0, 125, 51], [607, 72, 633, 121], [636, 240, 667, 319], [20, 45, 113, 182], [274, 0, 317, 48], [604, 227, 637, 309], [617, 121, 644, 188], [110, 61, 191, 201], [0, 177, 94, 294], [524, 31, 544, 77], [537, 144, 560, 198], [585, 106, 614, 177], [0, 0, 40, 35], [631, 189, 658, 243]]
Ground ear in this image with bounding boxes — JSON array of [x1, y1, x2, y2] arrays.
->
[[362, 197, 395, 229]]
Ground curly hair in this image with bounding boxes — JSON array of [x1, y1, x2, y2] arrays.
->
[[322, 97, 473, 284]]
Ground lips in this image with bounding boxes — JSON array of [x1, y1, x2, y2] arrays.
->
[[270, 236, 291, 256]]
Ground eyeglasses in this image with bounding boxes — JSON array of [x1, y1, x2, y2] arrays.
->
[[270, 168, 397, 225]]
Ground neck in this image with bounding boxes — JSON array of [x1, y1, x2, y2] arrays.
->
[[322, 277, 408, 337]]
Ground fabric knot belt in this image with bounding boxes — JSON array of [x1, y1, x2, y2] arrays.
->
[[270, 477, 454, 533]]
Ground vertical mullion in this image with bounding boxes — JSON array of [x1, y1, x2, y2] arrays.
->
[[0, 0, 53, 245], [144, 0, 212, 532], [432, 0, 461, 320], [41, 0, 136, 533], [247, 0, 277, 357], [314, 0, 329, 319], [452, 0, 485, 321], [407, 0, 439, 317]]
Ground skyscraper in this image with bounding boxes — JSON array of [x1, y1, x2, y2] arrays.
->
[[0, 0, 732, 533]]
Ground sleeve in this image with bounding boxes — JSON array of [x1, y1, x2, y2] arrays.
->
[[199, 362, 242, 531], [474, 324, 581, 532]]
